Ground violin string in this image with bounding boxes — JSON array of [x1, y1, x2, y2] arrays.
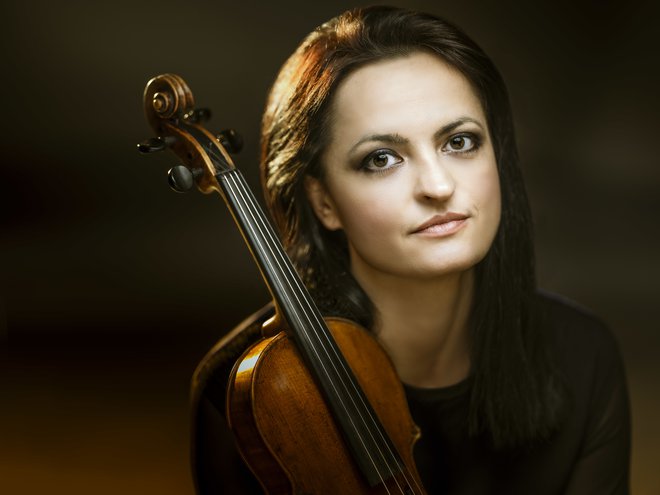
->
[[224, 171, 419, 493], [222, 172, 397, 492]]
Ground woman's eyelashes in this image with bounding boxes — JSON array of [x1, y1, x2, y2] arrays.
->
[[442, 132, 481, 155], [359, 149, 404, 173]]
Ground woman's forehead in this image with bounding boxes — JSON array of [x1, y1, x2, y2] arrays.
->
[[329, 52, 486, 141]]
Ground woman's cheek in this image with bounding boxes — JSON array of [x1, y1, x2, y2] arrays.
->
[[337, 191, 400, 238]]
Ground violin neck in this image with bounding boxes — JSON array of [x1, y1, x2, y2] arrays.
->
[[216, 169, 406, 487]]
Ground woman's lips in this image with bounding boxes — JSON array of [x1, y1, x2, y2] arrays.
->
[[411, 213, 469, 236]]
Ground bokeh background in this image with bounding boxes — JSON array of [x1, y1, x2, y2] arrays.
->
[[2, 0, 658, 493]]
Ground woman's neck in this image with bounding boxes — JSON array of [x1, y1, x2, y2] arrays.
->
[[352, 265, 474, 389]]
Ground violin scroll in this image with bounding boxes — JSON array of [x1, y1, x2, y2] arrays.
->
[[143, 73, 195, 129], [138, 74, 239, 194]]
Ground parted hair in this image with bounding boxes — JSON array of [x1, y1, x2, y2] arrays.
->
[[260, 5, 565, 449]]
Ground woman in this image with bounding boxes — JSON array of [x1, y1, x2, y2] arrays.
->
[[191, 6, 630, 494]]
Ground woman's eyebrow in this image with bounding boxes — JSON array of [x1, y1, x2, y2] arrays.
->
[[349, 133, 408, 154], [434, 117, 485, 139]]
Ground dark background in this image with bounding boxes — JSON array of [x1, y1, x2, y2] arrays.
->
[[2, 0, 658, 493]]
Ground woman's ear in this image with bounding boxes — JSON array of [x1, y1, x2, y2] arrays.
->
[[304, 176, 343, 231]]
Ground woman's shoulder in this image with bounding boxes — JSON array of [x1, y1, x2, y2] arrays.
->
[[191, 303, 275, 412], [536, 289, 619, 355], [535, 289, 627, 406]]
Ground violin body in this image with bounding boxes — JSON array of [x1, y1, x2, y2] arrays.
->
[[227, 317, 424, 494]]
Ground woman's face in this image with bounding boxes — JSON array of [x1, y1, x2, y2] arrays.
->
[[306, 51, 501, 282]]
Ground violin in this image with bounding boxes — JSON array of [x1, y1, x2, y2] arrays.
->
[[138, 74, 427, 494]]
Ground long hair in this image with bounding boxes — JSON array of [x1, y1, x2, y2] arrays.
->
[[260, 5, 565, 449]]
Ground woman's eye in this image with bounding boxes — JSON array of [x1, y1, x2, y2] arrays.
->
[[360, 150, 403, 172], [443, 133, 479, 154]]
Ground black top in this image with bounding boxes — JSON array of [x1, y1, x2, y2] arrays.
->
[[190, 292, 630, 494]]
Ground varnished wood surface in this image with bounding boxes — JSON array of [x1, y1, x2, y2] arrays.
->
[[227, 318, 425, 494]]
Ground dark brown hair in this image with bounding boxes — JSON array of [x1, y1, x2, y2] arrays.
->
[[260, 5, 565, 448]]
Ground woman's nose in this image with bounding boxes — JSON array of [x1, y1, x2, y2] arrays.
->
[[414, 155, 455, 202]]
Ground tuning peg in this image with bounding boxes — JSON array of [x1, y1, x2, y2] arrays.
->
[[183, 107, 212, 123], [167, 165, 197, 193], [137, 136, 176, 154], [216, 129, 243, 154]]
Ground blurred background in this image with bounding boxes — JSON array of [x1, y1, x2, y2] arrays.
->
[[1, 0, 658, 493]]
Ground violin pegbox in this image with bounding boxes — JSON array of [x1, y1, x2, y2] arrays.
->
[[137, 73, 241, 194]]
